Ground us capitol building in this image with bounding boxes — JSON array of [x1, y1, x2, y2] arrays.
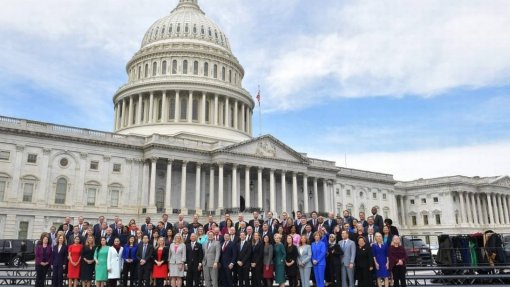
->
[[0, 0, 509, 240]]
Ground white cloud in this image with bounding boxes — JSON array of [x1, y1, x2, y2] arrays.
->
[[262, 0, 510, 111], [315, 141, 510, 181]]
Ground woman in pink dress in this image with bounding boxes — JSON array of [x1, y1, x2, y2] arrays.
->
[[289, 225, 301, 247], [67, 236, 83, 287]]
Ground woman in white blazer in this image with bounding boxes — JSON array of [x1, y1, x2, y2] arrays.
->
[[297, 236, 313, 287], [168, 233, 186, 287], [107, 238, 124, 287]]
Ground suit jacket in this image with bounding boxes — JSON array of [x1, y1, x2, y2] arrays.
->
[[251, 241, 263, 265], [202, 240, 221, 267], [355, 245, 373, 268], [140, 223, 150, 234], [168, 243, 186, 264], [153, 246, 169, 264], [297, 244, 312, 268], [162, 221, 173, 232], [186, 242, 204, 268], [235, 221, 248, 231], [203, 222, 216, 233], [136, 243, 154, 266], [323, 218, 337, 234], [364, 224, 380, 234], [236, 240, 252, 266], [68, 234, 84, 244], [220, 240, 238, 267], [51, 244, 68, 266], [307, 219, 319, 232], [93, 223, 103, 238], [249, 219, 264, 228], [311, 241, 327, 266], [105, 235, 116, 246], [373, 214, 384, 233], [187, 223, 203, 234], [339, 239, 356, 266], [58, 224, 73, 232]]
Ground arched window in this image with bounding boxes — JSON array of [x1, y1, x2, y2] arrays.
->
[[208, 27, 212, 37], [177, 23, 181, 33], [183, 60, 188, 74], [55, 178, 67, 204], [172, 60, 177, 74], [204, 62, 209, 76], [201, 25, 205, 35], [162, 61, 167, 75], [144, 63, 149, 78], [205, 100, 210, 122], [221, 67, 226, 81], [169, 98, 176, 120], [192, 99, 199, 121], [193, 61, 199, 75], [161, 26, 165, 35], [152, 62, 157, 76], [180, 98, 187, 120], [193, 24, 197, 34], [213, 64, 218, 78], [169, 24, 173, 33], [185, 23, 189, 33]]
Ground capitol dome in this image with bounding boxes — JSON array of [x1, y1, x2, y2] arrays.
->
[[112, 0, 254, 144]]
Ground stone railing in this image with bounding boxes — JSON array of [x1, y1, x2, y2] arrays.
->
[[309, 158, 336, 168], [396, 175, 493, 188], [338, 167, 395, 182]]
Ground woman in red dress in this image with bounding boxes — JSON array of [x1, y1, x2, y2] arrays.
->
[[153, 237, 169, 287], [67, 236, 83, 287]]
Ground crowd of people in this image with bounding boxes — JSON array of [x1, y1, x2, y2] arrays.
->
[[35, 207, 408, 287]]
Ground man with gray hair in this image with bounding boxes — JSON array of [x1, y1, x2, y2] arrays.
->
[[203, 231, 220, 287]]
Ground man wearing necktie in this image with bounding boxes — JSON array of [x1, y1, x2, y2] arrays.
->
[[236, 231, 252, 287], [220, 233, 237, 287], [136, 235, 154, 287], [339, 231, 356, 287], [203, 231, 220, 287], [186, 233, 204, 287]]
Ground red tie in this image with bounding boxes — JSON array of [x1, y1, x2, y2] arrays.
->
[[223, 241, 228, 251]]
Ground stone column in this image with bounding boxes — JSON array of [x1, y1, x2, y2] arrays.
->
[[458, 191, 466, 224], [113, 104, 119, 130], [214, 94, 219, 125], [201, 92, 206, 124], [188, 91, 193, 123], [195, 163, 202, 212], [128, 95, 134, 126], [37, 148, 52, 205], [475, 193, 483, 225], [148, 92, 154, 123], [481, 196, 488, 225], [218, 163, 224, 210], [137, 94, 143, 124], [209, 165, 215, 211], [281, 171, 287, 213], [399, 195, 407, 227], [497, 194, 505, 225], [180, 161, 188, 214], [225, 97, 230, 127], [245, 166, 251, 208], [165, 159, 173, 213], [502, 195, 509, 225], [471, 193, 479, 225], [257, 167, 263, 209], [494, 194, 500, 225], [465, 192, 473, 224], [269, 169, 275, 212], [313, 178, 319, 211], [322, 180, 328, 212], [292, 172, 298, 212], [507, 196, 510, 224], [303, 175, 309, 213], [142, 160, 149, 206], [121, 99, 127, 128], [487, 193, 495, 225], [232, 164, 238, 208], [161, 91, 167, 122], [234, 100, 238, 129], [148, 157, 157, 213], [175, 90, 180, 122], [241, 104, 246, 132]]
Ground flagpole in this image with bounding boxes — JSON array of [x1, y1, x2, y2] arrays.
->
[[258, 85, 262, 136]]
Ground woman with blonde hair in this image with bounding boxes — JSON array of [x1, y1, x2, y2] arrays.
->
[[168, 233, 186, 287], [273, 233, 286, 287], [153, 237, 169, 287], [388, 236, 407, 287], [372, 232, 390, 287]]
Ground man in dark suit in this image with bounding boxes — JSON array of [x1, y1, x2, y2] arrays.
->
[[182, 227, 191, 244], [186, 233, 204, 287], [303, 224, 314, 243], [296, 218, 307, 235], [140, 216, 151, 234], [234, 213, 247, 231], [105, 228, 115, 246], [203, 215, 216, 233], [93, 216, 105, 237], [260, 224, 273, 243], [220, 233, 238, 287], [136, 235, 154, 287], [248, 211, 264, 228], [109, 216, 121, 230], [323, 212, 337, 234], [358, 212, 368, 228], [236, 231, 252, 287], [161, 214, 173, 231], [219, 213, 231, 231], [61, 224, 71, 241], [307, 211, 319, 232], [68, 226, 84, 244], [371, 207, 384, 232], [364, 216, 380, 234], [252, 220, 262, 235], [144, 223, 155, 241], [188, 214, 203, 234], [58, 216, 73, 232]]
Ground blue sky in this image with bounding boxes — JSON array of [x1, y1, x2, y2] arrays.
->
[[1, 0, 510, 180]]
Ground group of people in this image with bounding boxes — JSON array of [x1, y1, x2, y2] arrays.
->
[[35, 207, 408, 287]]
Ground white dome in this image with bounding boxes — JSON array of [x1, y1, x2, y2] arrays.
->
[[141, 0, 231, 52]]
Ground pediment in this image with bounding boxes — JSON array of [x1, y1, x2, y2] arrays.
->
[[218, 135, 308, 163], [490, 176, 510, 187]]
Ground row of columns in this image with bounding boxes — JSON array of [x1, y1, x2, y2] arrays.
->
[[144, 158, 332, 214], [114, 91, 252, 134], [457, 191, 510, 226]]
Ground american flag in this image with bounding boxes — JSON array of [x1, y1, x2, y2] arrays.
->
[[256, 89, 260, 105]]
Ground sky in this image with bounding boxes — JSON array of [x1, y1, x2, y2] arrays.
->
[[1, 0, 510, 181]]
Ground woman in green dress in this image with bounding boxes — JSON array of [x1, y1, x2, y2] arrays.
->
[[94, 237, 109, 287], [273, 233, 287, 287]]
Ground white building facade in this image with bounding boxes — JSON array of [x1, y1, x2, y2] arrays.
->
[[0, 0, 508, 239]]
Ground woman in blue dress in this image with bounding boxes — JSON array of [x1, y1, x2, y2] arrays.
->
[[311, 232, 327, 287], [372, 232, 390, 287]]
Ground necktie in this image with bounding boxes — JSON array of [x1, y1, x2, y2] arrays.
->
[[142, 244, 147, 258], [313, 219, 316, 226], [241, 240, 244, 250], [222, 241, 227, 251], [192, 243, 195, 249], [342, 240, 346, 249], [102, 230, 105, 237], [208, 241, 212, 249]]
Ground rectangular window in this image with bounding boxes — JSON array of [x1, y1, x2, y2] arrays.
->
[[346, 189, 351, 196], [373, 193, 377, 199], [410, 199, 415, 205], [411, 216, 417, 226], [110, 190, 119, 207], [423, 215, 429, 225], [383, 211, 389, 218], [435, 214, 441, 225], [383, 193, 387, 200], [433, 197, 439, 203], [22, 183, 34, 202], [27, 153, 37, 164], [0, 180, 6, 200], [421, 198, 426, 204], [18, 221, 29, 240], [0, 151, 10, 161], [113, 164, 121, 173], [90, 161, 99, 170], [87, 188, 96, 206]]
